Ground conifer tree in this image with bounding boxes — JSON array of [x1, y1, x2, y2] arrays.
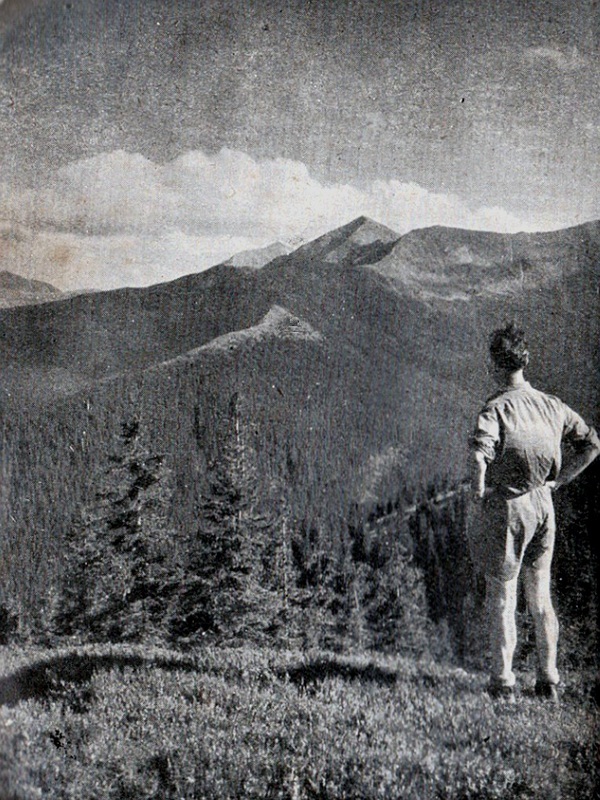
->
[[55, 418, 182, 643], [173, 392, 299, 645]]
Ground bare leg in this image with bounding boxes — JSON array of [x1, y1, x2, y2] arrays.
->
[[485, 574, 519, 687]]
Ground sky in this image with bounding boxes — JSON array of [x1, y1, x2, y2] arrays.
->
[[0, 0, 599, 289]]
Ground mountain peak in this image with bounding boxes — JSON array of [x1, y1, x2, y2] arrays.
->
[[323, 215, 399, 242], [345, 215, 399, 241], [194, 305, 323, 355], [290, 216, 399, 267]]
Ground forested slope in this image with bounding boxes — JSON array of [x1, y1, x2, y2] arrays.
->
[[0, 219, 597, 653]]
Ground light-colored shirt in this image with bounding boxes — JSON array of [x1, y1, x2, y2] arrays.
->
[[470, 381, 600, 496]]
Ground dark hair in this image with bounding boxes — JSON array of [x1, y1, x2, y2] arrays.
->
[[489, 323, 529, 371]]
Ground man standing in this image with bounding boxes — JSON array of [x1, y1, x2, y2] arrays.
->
[[468, 323, 599, 701]]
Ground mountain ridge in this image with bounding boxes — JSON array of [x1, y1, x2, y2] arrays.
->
[[0, 218, 597, 405], [369, 219, 600, 297], [222, 242, 292, 269], [0, 270, 62, 308]]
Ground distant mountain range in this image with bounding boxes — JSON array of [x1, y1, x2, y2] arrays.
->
[[0, 270, 62, 308], [0, 217, 598, 553]]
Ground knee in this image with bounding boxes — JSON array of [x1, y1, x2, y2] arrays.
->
[[528, 599, 556, 621], [485, 576, 518, 611]]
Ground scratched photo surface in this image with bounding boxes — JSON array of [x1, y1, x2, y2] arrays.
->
[[0, 1, 599, 799]]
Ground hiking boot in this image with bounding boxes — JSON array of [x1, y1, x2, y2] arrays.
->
[[534, 681, 559, 704], [487, 683, 516, 703]]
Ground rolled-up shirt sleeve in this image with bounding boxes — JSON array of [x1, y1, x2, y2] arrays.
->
[[562, 403, 600, 452], [469, 407, 500, 463]]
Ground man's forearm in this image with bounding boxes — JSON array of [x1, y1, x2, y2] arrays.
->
[[555, 445, 600, 489], [469, 450, 487, 498]]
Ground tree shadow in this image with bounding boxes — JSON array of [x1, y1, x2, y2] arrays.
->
[[281, 657, 398, 691], [0, 647, 200, 708]]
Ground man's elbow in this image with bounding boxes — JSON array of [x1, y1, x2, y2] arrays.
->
[[579, 440, 600, 472], [585, 428, 600, 459]]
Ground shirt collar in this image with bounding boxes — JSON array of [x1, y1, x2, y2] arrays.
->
[[499, 380, 531, 392]]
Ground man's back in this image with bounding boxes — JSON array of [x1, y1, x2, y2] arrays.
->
[[471, 382, 596, 496]]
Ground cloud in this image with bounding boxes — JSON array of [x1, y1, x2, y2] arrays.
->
[[0, 148, 536, 289], [524, 46, 588, 71], [0, 224, 261, 291]]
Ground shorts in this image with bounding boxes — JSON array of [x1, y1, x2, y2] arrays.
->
[[466, 485, 555, 582]]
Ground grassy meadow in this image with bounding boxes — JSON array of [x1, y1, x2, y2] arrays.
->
[[0, 644, 597, 800]]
